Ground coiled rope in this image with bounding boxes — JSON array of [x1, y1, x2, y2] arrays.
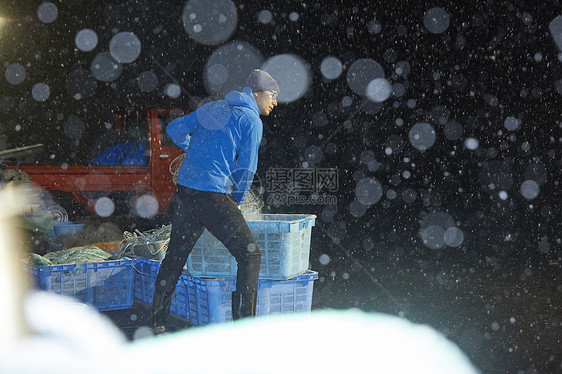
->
[[169, 153, 186, 185], [118, 225, 171, 259]]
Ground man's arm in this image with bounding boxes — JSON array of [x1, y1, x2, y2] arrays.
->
[[166, 112, 198, 151]]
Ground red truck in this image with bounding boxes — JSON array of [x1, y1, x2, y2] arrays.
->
[[7, 107, 188, 221]]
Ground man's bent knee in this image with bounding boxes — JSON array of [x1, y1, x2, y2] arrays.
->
[[246, 242, 260, 256]]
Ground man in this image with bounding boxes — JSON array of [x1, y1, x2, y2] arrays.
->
[[152, 69, 279, 334]]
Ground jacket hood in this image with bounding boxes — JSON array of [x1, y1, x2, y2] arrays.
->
[[225, 87, 260, 116]]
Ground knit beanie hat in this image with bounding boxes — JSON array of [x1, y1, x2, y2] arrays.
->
[[246, 69, 280, 94]]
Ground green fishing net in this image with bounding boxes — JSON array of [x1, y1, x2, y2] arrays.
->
[[26, 245, 117, 273], [26, 253, 53, 267]]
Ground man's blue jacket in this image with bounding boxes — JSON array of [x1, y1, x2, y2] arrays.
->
[[166, 87, 262, 205]]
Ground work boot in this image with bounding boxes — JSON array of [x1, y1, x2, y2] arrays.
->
[[152, 290, 193, 335], [152, 289, 173, 335], [231, 291, 257, 320], [153, 314, 192, 335]]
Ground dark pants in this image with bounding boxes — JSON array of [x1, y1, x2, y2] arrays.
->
[[153, 186, 261, 318]]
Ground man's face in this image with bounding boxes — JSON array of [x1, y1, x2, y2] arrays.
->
[[255, 90, 278, 116]]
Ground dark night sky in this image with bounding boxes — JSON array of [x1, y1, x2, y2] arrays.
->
[[1, 1, 562, 372], [0, 0, 561, 272]]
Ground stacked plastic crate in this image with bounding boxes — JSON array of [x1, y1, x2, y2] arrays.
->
[[27, 224, 139, 311], [28, 258, 138, 311], [135, 214, 317, 326]]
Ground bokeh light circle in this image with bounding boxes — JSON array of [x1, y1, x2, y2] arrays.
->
[[423, 7, 450, 34], [75, 29, 98, 52], [261, 54, 311, 103], [5, 63, 26, 85], [32, 83, 51, 102], [135, 194, 159, 218], [37, 2, 58, 23], [182, 0, 238, 46], [366, 78, 392, 102], [355, 178, 383, 206], [346, 58, 385, 96], [320, 57, 343, 80], [204, 41, 263, 96], [91, 52, 122, 82], [110, 32, 142, 63], [95, 197, 115, 217], [409, 123, 436, 151]]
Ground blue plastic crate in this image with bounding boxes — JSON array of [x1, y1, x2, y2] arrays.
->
[[86, 260, 137, 311], [187, 214, 316, 280], [187, 276, 271, 326], [30, 263, 89, 303], [133, 258, 189, 320], [268, 270, 318, 315], [29, 258, 138, 311], [187, 270, 318, 326]]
